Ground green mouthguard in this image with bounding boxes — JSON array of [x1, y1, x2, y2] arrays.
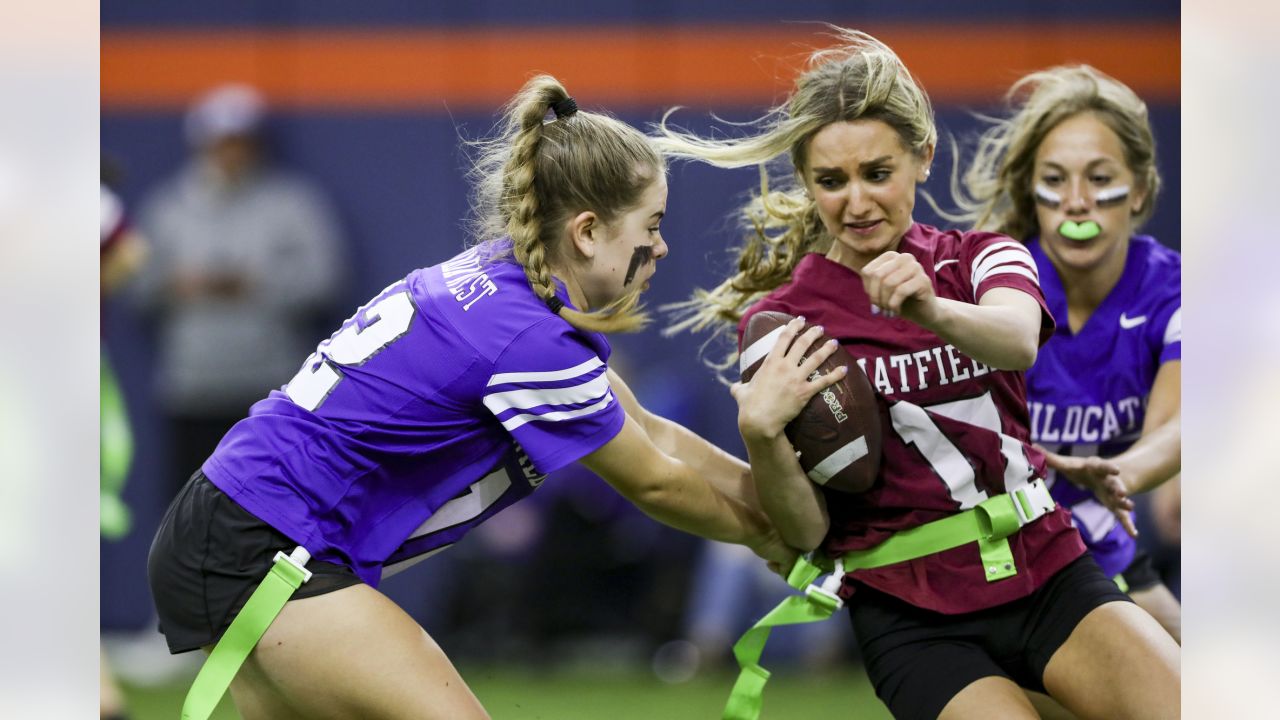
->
[[1059, 220, 1100, 241]]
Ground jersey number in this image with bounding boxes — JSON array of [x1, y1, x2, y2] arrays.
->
[[888, 391, 1035, 509], [285, 290, 416, 411]]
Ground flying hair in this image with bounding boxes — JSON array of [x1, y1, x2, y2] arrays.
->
[[653, 27, 936, 372]]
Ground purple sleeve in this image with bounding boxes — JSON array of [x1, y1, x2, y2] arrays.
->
[[482, 322, 625, 475]]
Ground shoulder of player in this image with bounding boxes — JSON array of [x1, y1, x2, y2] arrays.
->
[[1114, 237, 1181, 310], [408, 256, 571, 360], [1131, 235, 1182, 278], [738, 258, 835, 338], [905, 224, 1025, 263]]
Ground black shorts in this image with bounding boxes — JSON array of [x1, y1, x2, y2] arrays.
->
[[147, 471, 363, 654], [1117, 549, 1163, 593], [847, 553, 1131, 720]]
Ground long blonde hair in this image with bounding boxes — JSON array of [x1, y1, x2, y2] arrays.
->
[[469, 75, 665, 333], [655, 28, 936, 351], [953, 65, 1160, 240]]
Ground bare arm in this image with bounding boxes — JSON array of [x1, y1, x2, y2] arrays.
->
[[1039, 361, 1181, 536], [1112, 361, 1181, 494], [606, 368, 757, 507], [861, 251, 1043, 370], [733, 318, 836, 551], [579, 412, 794, 567]]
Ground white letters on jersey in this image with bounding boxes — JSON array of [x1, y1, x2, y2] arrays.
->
[[285, 290, 416, 411]]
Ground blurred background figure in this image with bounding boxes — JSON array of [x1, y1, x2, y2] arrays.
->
[[130, 83, 345, 500], [101, 172, 146, 541], [101, 169, 146, 720]]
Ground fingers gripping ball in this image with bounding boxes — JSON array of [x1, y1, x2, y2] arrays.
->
[[739, 311, 881, 493]]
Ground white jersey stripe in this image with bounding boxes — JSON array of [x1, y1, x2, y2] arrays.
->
[[806, 436, 869, 485], [382, 544, 452, 579], [972, 249, 1039, 289], [975, 265, 1039, 292], [739, 325, 788, 375], [483, 373, 611, 416], [1163, 307, 1182, 345], [500, 392, 615, 432], [971, 240, 1030, 271], [487, 356, 604, 386]]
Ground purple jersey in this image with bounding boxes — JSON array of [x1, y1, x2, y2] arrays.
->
[[202, 240, 625, 586], [742, 224, 1084, 614], [1025, 235, 1181, 578]]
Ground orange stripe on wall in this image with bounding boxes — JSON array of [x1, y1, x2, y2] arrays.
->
[[101, 24, 1179, 111]]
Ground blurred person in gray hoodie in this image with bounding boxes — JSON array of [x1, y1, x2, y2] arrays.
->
[[133, 83, 345, 498]]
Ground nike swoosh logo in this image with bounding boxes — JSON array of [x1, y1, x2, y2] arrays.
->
[[934, 259, 958, 271], [1119, 313, 1147, 329]]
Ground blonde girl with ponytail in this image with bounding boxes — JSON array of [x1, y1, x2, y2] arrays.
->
[[658, 28, 1179, 720], [147, 74, 823, 720]]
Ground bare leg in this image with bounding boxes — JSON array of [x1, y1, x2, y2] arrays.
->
[[1043, 601, 1180, 720], [1025, 689, 1078, 720], [939, 676, 1039, 720], [225, 584, 489, 720], [1130, 583, 1181, 643]]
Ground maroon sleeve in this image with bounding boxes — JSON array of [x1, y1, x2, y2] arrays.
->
[[960, 232, 1054, 345]]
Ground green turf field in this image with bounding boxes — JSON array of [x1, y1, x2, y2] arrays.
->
[[122, 665, 892, 719]]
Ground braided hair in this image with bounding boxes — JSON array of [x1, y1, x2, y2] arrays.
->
[[469, 75, 664, 333]]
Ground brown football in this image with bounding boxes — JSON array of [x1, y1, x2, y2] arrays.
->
[[739, 310, 881, 493]]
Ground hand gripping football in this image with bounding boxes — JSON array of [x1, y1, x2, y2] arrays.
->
[[739, 311, 881, 493]]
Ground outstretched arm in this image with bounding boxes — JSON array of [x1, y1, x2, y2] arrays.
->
[[1039, 360, 1181, 537], [579, 403, 795, 568], [861, 251, 1043, 370], [1112, 361, 1180, 495], [606, 369, 757, 507]]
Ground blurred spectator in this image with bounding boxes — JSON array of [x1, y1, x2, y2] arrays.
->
[[101, 177, 145, 720], [131, 84, 345, 496]]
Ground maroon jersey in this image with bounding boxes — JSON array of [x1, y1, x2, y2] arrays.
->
[[740, 223, 1085, 614]]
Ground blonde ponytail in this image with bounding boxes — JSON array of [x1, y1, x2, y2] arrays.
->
[[470, 75, 663, 334]]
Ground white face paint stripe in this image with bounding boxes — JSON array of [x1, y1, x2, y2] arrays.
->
[[806, 436, 869, 485], [1034, 184, 1062, 207], [1034, 183, 1130, 207], [739, 324, 788, 375], [1094, 185, 1131, 204]]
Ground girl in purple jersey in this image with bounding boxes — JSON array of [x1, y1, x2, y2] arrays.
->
[[659, 29, 1179, 720], [956, 64, 1182, 718], [957, 65, 1181, 632], [147, 75, 817, 720]]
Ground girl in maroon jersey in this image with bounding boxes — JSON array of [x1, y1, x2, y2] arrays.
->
[[660, 28, 1179, 720]]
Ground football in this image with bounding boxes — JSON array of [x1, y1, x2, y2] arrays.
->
[[739, 311, 881, 493]]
